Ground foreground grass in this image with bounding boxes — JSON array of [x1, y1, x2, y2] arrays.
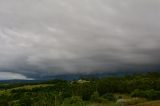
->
[[91, 100, 160, 106], [133, 100, 160, 106], [87, 103, 120, 106]]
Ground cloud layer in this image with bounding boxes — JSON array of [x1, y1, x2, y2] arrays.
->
[[0, 0, 160, 78], [0, 72, 33, 80]]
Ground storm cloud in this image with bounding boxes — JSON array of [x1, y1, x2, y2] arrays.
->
[[0, 0, 160, 79]]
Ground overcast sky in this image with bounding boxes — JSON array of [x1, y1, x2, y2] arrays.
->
[[0, 0, 160, 80]]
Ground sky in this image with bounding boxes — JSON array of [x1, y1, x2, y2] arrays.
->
[[0, 0, 160, 80]]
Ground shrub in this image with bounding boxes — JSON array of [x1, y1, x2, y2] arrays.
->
[[90, 91, 99, 101], [102, 93, 116, 101], [131, 89, 160, 100], [61, 96, 85, 106]]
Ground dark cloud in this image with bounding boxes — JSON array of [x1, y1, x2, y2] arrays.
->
[[0, 0, 160, 79]]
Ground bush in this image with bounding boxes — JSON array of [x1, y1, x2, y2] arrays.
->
[[18, 95, 32, 106], [102, 93, 116, 101], [131, 89, 160, 100], [61, 96, 85, 106], [90, 91, 99, 101]]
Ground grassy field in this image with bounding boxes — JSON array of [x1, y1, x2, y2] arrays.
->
[[0, 84, 54, 95], [12, 84, 54, 90]]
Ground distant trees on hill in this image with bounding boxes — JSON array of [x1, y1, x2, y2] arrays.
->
[[0, 72, 159, 105]]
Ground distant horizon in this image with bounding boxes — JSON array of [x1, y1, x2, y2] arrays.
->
[[0, 70, 159, 81]]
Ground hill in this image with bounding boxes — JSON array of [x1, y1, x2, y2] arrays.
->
[[0, 72, 159, 106]]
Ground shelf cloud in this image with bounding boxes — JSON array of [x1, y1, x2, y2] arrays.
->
[[0, 72, 33, 80], [0, 0, 160, 79]]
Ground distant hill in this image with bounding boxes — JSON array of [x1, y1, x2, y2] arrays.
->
[[0, 70, 159, 82]]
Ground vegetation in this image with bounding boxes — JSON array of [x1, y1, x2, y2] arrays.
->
[[0, 72, 159, 106]]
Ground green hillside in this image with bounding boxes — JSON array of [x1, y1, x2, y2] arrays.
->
[[0, 72, 160, 106]]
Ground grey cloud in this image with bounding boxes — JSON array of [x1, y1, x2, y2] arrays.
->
[[0, 0, 160, 78], [0, 72, 33, 80]]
